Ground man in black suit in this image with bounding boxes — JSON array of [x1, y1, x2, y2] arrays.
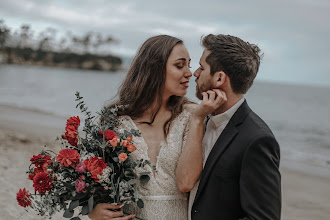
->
[[189, 34, 281, 220]]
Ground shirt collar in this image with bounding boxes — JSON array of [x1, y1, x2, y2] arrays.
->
[[209, 97, 245, 128]]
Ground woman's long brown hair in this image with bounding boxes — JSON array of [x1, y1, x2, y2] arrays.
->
[[109, 35, 191, 137]]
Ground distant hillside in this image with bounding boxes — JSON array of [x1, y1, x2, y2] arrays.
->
[[0, 47, 122, 71]]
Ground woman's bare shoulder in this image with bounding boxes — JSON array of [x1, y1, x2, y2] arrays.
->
[[183, 103, 197, 113]]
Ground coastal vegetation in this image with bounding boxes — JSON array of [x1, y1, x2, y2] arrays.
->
[[0, 20, 122, 71]]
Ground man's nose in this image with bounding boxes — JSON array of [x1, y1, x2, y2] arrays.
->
[[193, 69, 199, 78]]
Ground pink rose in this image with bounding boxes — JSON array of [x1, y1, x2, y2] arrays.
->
[[120, 140, 128, 147], [75, 179, 86, 193], [109, 137, 119, 147], [126, 136, 133, 143], [127, 144, 137, 153], [75, 162, 86, 173], [118, 153, 128, 162]]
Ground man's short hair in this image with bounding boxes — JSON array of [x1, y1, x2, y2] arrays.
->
[[202, 34, 262, 94]]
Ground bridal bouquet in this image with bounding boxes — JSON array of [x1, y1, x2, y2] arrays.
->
[[16, 92, 151, 219]]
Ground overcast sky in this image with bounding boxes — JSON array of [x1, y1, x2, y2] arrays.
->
[[1, 0, 329, 87]]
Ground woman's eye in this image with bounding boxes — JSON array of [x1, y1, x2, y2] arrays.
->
[[177, 66, 184, 69]]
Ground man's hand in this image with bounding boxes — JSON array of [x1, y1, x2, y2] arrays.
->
[[193, 89, 227, 119], [88, 203, 136, 220]]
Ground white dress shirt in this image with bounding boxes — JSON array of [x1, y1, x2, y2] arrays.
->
[[188, 98, 245, 220]]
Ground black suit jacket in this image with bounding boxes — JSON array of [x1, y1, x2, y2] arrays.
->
[[191, 100, 281, 220]]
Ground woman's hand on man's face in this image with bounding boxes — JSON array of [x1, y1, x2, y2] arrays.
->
[[193, 89, 227, 119]]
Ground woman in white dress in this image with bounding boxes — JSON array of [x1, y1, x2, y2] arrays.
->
[[87, 35, 226, 220]]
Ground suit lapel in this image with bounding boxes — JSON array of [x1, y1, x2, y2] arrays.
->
[[193, 100, 251, 203], [194, 121, 238, 201]]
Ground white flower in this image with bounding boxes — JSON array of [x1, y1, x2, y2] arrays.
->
[[80, 152, 96, 161], [97, 167, 112, 185]]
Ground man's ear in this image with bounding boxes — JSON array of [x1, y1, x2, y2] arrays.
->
[[213, 71, 226, 88]]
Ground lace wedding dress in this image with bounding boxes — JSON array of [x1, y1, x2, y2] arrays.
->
[[117, 109, 192, 220]]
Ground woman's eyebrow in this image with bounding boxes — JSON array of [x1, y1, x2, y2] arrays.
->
[[175, 58, 191, 61]]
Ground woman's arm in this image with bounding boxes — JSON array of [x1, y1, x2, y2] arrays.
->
[[176, 89, 227, 192]]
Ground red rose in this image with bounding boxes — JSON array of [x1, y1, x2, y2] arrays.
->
[[30, 154, 52, 169], [56, 149, 80, 168], [99, 129, 117, 141], [118, 153, 128, 162], [16, 188, 32, 207], [65, 131, 78, 147], [83, 157, 107, 182], [66, 116, 80, 130], [33, 172, 53, 194], [28, 167, 45, 180], [65, 125, 79, 147]]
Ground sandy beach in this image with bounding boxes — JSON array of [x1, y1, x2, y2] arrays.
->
[[1, 104, 329, 220]]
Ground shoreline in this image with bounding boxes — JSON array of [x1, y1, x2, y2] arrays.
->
[[1, 104, 329, 219]]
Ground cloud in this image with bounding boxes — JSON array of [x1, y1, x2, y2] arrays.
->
[[1, 0, 329, 86]]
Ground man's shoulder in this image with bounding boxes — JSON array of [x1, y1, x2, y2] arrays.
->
[[241, 109, 276, 140]]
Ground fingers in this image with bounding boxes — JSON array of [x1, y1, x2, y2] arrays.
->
[[106, 209, 124, 218], [212, 89, 227, 105], [201, 89, 226, 111], [206, 90, 216, 101], [113, 214, 136, 220], [101, 203, 121, 210], [201, 92, 208, 103]]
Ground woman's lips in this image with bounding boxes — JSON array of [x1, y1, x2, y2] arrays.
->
[[180, 81, 189, 88]]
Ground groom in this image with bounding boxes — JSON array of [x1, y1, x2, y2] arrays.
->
[[189, 34, 281, 220]]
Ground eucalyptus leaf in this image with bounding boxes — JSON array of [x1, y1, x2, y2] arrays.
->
[[139, 175, 150, 184], [81, 204, 90, 215], [127, 179, 137, 185], [63, 182, 74, 190], [73, 192, 87, 200], [69, 200, 80, 211], [137, 199, 144, 209], [88, 195, 94, 213], [63, 209, 74, 218], [58, 190, 67, 195]]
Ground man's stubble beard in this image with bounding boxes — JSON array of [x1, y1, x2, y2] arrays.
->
[[195, 81, 213, 100]]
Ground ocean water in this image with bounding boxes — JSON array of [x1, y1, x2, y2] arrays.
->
[[1, 64, 329, 169]]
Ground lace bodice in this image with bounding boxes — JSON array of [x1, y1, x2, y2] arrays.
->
[[117, 108, 192, 220]]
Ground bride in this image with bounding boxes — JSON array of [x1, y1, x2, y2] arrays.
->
[[86, 35, 226, 220]]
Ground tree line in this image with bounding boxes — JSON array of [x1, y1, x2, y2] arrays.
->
[[0, 19, 122, 71], [0, 19, 117, 55]]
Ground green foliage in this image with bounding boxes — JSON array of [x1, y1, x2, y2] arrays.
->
[[20, 92, 151, 219]]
